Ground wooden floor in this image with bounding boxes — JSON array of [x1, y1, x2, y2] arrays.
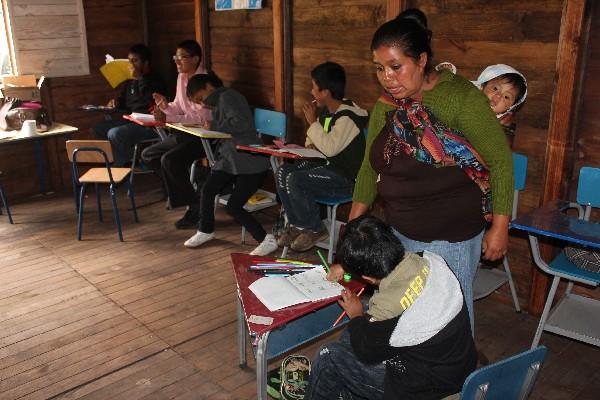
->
[[1, 179, 599, 400]]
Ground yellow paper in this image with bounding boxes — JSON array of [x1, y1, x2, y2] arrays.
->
[[100, 60, 132, 88]]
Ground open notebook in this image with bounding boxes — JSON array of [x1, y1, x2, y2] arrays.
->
[[249, 267, 344, 311]]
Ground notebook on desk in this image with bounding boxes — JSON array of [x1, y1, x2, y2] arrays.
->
[[249, 267, 344, 311]]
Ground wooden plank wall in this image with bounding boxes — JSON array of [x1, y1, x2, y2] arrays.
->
[[290, 0, 387, 144], [1, 0, 144, 199], [146, 0, 196, 99], [569, 0, 600, 300], [208, 2, 275, 110]]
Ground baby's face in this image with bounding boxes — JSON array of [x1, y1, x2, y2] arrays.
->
[[482, 77, 519, 114]]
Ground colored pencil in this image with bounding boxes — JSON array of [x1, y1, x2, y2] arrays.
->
[[332, 288, 365, 327]]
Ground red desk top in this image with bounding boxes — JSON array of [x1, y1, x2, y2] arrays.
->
[[236, 144, 303, 160], [231, 252, 365, 335], [123, 114, 166, 127]]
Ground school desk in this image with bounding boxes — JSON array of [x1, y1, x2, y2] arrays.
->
[[166, 122, 231, 167], [231, 252, 364, 400]]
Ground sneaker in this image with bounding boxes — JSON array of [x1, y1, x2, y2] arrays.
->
[[175, 206, 199, 229], [184, 231, 215, 248], [276, 225, 302, 247], [291, 228, 329, 252], [250, 234, 278, 256]]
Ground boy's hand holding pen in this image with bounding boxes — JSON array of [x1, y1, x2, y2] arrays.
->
[[152, 92, 167, 110], [335, 288, 365, 325]]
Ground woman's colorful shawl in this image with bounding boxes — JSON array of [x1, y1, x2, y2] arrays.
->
[[379, 92, 492, 221]]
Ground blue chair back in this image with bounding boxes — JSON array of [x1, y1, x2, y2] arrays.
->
[[254, 108, 286, 138], [461, 346, 547, 400], [513, 152, 528, 191], [577, 167, 600, 208]]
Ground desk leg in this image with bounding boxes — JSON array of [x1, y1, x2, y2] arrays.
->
[[33, 140, 47, 194], [237, 297, 247, 368], [256, 332, 270, 400], [200, 138, 215, 167]]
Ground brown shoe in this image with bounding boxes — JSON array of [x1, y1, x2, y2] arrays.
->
[[277, 225, 302, 247], [291, 228, 329, 252]]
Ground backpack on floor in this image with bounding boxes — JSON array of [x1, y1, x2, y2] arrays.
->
[[281, 354, 311, 400]]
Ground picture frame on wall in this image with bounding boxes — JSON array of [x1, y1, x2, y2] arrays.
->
[[215, 0, 262, 10]]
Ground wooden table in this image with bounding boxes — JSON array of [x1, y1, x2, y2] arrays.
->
[[0, 123, 78, 193], [231, 252, 364, 400]]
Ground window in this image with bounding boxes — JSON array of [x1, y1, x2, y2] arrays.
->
[[0, 3, 13, 75], [1, 0, 89, 77]]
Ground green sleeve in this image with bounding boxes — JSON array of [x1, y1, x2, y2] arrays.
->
[[454, 89, 514, 216], [352, 100, 394, 205]]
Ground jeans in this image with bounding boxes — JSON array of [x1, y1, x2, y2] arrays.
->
[[107, 123, 158, 166], [141, 134, 205, 208], [93, 118, 128, 140], [198, 170, 268, 242], [305, 331, 385, 400], [276, 161, 353, 231], [393, 230, 484, 333]]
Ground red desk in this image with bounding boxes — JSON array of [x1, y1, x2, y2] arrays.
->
[[231, 252, 364, 400]]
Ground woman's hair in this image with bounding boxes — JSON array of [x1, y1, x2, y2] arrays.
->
[[129, 44, 152, 63], [311, 61, 346, 100], [177, 39, 203, 63], [370, 8, 434, 74], [186, 71, 223, 98], [336, 215, 406, 279]]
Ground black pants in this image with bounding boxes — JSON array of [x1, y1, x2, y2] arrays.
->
[[141, 133, 205, 208], [199, 170, 268, 242]]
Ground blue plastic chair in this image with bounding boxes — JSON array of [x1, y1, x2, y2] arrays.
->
[[66, 140, 139, 241], [528, 166, 600, 348], [0, 171, 14, 224], [460, 346, 547, 400], [474, 152, 528, 312]]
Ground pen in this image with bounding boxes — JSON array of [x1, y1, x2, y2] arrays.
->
[[332, 287, 365, 327], [316, 250, 330, 274], [311, 99, 317, 105]]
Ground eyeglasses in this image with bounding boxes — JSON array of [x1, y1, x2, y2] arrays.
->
[[172, 54, 193, 62]]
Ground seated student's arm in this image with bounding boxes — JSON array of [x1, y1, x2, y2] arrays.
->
[[306, 116, 360, 157], [210, 91, 252, 135], [138, 75, 165, 108], [348, 316, 403, 363]]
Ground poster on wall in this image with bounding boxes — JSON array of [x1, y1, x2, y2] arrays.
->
[[215, 0, 262, 10]]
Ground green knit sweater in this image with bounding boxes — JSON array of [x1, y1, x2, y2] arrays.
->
[[353, 70, 514, 216]]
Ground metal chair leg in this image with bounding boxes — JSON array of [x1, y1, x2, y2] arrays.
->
[[128, 181, 139, 223], [531, 276, 561, 349], [327, 205, 338, 264], [0, 184, 13, 224], [503, 256, 521, 312], [109, 184, 123, 241], [95, 183, 103, 222], [77, 184, 87, 240]]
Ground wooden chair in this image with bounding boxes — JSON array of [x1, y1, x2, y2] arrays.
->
[[0, 170, 14, 224], [66, 140, 138, 241], [474, 152, 527, 312], [458, 346, 547, 400]]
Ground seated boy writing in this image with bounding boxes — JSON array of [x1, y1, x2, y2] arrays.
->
[[276, 61, 368, 252], [305, 216, 476, 400], [182, 72, 277, 256]]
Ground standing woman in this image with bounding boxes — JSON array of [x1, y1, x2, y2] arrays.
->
[[345, 12, 514, 330], [183, 72, 278, 256]]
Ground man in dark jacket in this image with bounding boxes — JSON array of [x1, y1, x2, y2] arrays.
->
[[94, 44, 166, 165]]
